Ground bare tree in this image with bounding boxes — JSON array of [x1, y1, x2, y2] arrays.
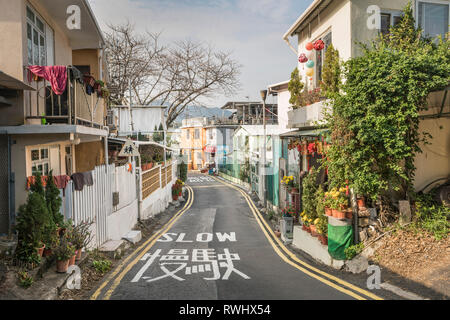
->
[[104, 22, 241, 127]]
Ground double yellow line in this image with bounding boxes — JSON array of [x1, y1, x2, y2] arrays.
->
[[212, 176, 383, 301], [91, 185, 194, 300]]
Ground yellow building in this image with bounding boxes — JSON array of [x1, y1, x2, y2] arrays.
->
[[180, 118, 209, 170]]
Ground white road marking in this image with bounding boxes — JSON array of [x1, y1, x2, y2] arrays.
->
[[380, 283, 426, 300]]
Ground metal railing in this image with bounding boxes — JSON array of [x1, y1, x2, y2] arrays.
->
[[24, 66, 105, 128]]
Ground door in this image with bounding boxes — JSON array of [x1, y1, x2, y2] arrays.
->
[[279, 158, 287, 210], [49, 145, 61, 176]]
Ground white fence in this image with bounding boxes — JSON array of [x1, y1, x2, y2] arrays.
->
[[71, 164, 114, 247], [60, 160, 176, 248]]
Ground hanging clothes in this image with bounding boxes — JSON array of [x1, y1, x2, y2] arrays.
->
[[54, 175, 71, 190], [82, 172, 94, 187], [27, 66, 67, 95], [71, 173, 86, 191], [69, 67, 84, 84]]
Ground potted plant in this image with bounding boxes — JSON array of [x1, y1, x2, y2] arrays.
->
[[329, 188, 349, 220], [68, 221, 93, 261], [300, 212, 312, 233], [357, 196, 366, 209], [54, 238, 75, 273], [172, 184, 180, 201]]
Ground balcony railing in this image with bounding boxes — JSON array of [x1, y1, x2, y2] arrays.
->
[[24, 66, 105, 129]]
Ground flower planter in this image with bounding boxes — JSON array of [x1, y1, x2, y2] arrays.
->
[[56, 259, 70, 273], [172, 195, 179, 201], [325, 207, 332, 216], [346, 210, 353, 220], [310, 225, 319, 237], [318, 234, 328, 246], [332, 209, 346, 220], [37, 244, 45, 257], [274, 231, 281, 238], [302, 225, 311, 233], [357, 197, 366, 209], [75, 249, 82, 261], [68, 254, 76, 267]]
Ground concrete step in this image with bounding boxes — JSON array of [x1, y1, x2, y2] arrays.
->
[[99, 240, 129, 259], [122, 230, 142, 245]]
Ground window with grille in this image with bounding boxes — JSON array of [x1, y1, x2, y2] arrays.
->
[[26, 6, 49, 66], [31, 148, 50, 176]]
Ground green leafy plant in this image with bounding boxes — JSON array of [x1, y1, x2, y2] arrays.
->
[[320, 43, 341, 96], [45, 170, 64, 226], [17, 271, 34, 289], [301, 168, 319, 222], [68, 221, 93, 250], [323, 2, 449, 202], [53, 238, 75, 261], [93, 259, 112, 274], [178, 161, 188, 182], [315, 186, 328, 235], [344, 243, 365, 260], [239, 159, 250, 183], [413, 194, 449, 240], [288, 67, 305, 108]]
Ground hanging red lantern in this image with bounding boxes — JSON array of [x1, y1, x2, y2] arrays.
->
[[298, 53, 308, 63], [305, 42, 314, 51], [313, 39, 325, 51]]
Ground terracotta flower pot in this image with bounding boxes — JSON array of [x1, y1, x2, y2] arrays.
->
[[75, 249, 82, 261], [357, 197, 366, 209], [310, 225, 319, 237], [346, 210, 353, 220], [332, 209, 346, 220], [172, 195, 179, 201], [319, 235, 328, 246], [68, 254, 76, 266], [274, 231, 281, 238], [325, 207, 333, 216], [37, 244, 45, 257], [56, 259, 70, 273]]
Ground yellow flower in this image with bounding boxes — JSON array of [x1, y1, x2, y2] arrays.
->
[[314, 218, 320, 225]]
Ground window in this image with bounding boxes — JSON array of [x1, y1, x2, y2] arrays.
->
[[186, 130, 190, 140], [380, 11, 404, 36], [195, 129, 200, 140], [417, 1, 449, 39], [315, 32, 332, 86], [26, 6, 48, 66], [31, 147, 50, 176]]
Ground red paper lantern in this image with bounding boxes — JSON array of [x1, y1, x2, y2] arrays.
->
[[298, 53, 308, 63], [313, 39, 325, 51], [305, 42, 314, 51]]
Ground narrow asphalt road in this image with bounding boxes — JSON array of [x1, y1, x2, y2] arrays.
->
[[94, 173, 381, 300]]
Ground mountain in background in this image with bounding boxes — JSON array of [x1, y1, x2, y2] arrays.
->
[[170, 105, 233, 124]]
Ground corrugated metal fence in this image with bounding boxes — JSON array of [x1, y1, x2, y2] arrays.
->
[[71, 164, 114, 247]]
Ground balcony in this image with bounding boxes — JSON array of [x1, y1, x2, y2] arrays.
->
[[287, 100, 329, 129], [24, 66, 106, 129]]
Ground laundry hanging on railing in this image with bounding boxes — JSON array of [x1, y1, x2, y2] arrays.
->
[[83, 75, 96, 96], [71, 171, 94, 191], [27, 65, 67, 95], [54, 175, 71, 190], [69, 66, 84, 84]]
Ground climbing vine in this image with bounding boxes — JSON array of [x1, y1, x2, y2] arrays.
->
[[324, 2, 450, 201]]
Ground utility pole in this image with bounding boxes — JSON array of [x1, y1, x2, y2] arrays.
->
[[128, 79, 135, 135], [261, 90, 268, 209]]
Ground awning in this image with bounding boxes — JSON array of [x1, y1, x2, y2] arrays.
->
[[0, 71, 35, 91], [279, 128, 329, 138]]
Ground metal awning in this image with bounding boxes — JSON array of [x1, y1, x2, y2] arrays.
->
[[279, 128, 329, 138], [0, 71, 35, 91]]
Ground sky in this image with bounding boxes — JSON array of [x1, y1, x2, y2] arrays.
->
[[88, 0, 314, 108]]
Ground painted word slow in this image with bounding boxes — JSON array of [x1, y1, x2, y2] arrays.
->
[[131, 248, 250, 283], [157, 232, 237, 243]]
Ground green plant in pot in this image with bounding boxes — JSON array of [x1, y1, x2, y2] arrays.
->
[[68, 221, 93, 261], [15, 172, 49, 264], [53, 238, 75, 273]]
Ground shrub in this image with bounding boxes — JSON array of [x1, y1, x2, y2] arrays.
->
[[93, 259, 112, 274], [414, 194, 449, 240], [345, 243, 365, 260]]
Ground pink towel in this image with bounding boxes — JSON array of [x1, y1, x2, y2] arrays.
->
[[28, 66, 67, 95]]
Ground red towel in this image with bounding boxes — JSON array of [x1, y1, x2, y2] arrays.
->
[[28, 66, 67, 95], [54, 175, 71, 190]]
